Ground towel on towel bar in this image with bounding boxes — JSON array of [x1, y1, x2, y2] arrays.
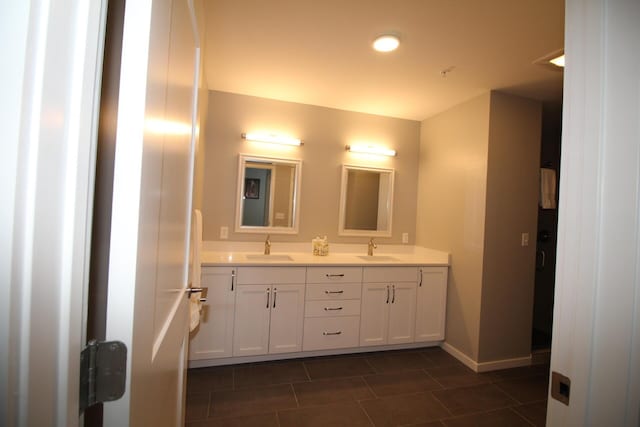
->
[[540, 168, 557, 209]]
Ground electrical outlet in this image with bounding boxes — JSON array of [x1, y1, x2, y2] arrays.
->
[[521, 232, 529, 246], [402, 233, 409, 244], [220, 226, 229, 240]]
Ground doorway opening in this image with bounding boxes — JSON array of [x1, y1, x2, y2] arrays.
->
[[532, 103, 563, 355]]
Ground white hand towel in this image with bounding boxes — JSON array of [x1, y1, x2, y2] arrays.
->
[[189, 209, 203, 332], [540, 168, 557, 209], [189, 292, 202, 332]]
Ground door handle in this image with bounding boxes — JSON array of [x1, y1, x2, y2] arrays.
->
[[266, 288, 270, 308], [186, 287, 208, 302], [386, 285, 390, 304], [273, 288, 277, 308], [231, 269, 235, 291], [392, 284, 396, 304], [419, 269, 423, 287]]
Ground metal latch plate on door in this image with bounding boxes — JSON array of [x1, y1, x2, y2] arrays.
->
[[79, 340, 127, 413]]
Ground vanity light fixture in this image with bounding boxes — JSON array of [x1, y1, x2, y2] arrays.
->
[[372, 34, 400, 53], [241, 132, 303, 147], [346, 144, 397, 157]]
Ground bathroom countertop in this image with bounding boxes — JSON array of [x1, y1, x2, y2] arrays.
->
[[201, 246, 450, 267]]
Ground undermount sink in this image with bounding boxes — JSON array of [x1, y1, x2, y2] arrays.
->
[[245, 254, 294, 261], [357, 255, 399, 262]]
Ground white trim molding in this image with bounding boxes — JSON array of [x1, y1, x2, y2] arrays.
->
[[440, 342, 531, 373]]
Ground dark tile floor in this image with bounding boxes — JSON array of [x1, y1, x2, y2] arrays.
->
[[185, 347, 549, 427]]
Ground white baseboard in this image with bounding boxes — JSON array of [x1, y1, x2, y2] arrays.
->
[[440, 342, 479, 371], [440, 342, 532, 373]]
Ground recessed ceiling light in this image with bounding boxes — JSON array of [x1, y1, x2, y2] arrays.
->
[[533, 49, 564, 71], [549, 54, 565, 67], [373, 35, 400, 52]]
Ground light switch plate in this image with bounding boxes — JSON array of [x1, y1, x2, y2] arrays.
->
[[402, 233, 409, 244], [521, 232, 529, 246], [220, 226, 229, 239]]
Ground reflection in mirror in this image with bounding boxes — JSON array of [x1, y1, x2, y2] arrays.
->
[[235, 154, 302, 234], [338, 165, 394, 237]]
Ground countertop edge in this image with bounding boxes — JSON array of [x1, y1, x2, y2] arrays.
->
[[200, 250, 451, 267]]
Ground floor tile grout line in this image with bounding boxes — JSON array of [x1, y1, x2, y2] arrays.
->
[[508, 406, 538, 427], [356, 398, 377, 427], [301, 360, 312, 382], [428, 390, 455, 419], [359, 373, 381, 399], [289, 382, 300, 408]]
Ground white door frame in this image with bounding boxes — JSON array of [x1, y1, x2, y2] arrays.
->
[[1, 0, 107, 426], [548, 0, 640, 425]]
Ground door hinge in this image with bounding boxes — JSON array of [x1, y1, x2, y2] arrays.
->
[[79, 339, 127, 414]]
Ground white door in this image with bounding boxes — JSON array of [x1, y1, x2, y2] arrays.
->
[[189, 268, 236, 360], [268, 284, 306, 354], [360, 283, 391, 346], [388, 282, 417, 344], [415, 267, 448, 342], [3, 1, 110, 425], [233, 285, 272, 356], [102, 0, 202, 425]]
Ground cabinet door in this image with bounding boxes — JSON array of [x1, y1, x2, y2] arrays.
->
[[388, 282, 417, 344], [188, 268, 236, 360], [269, 283, 305, 354], [233, 284, 271, 356], [415, 267, 448, 342], [360, 283, 390, 346]]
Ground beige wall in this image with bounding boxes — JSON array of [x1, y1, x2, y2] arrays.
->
[[478, 92, 541, 362], [417, 91, 541, 364], [192, 8, 208, 211], [416, 93, 491, 360], [201, 90, 420, 243]]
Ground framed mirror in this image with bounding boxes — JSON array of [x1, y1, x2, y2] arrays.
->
[[338, 165, 395, 237], [235, 154, 302, 234]]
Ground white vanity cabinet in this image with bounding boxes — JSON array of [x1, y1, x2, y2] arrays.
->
[[303, 267, 362, 351], [188, 267, 236, 360], [232, 267, 306, 356], [360, 267, 418, 346], [415, 266, 448, 342]]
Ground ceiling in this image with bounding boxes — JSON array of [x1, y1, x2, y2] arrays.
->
[[202, 0, 564, 121]]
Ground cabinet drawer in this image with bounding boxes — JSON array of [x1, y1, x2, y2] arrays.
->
[[303, 316, 360, 351], [362, 267, 418, 283], [236, 267, 306, 285], [306, 267, 362, 283], [306, 283, 362, 300], [305, 299, 361, 317]]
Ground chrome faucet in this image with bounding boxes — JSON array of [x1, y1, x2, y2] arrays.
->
[[367, 238, 377, 256], [264, 235, 271, 255]]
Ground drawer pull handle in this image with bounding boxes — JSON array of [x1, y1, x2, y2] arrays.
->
[[323, 331, 342, 336], [324, 307, 343, 311], [326, 274, 345, 278], [325, 290, 344, 294]]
